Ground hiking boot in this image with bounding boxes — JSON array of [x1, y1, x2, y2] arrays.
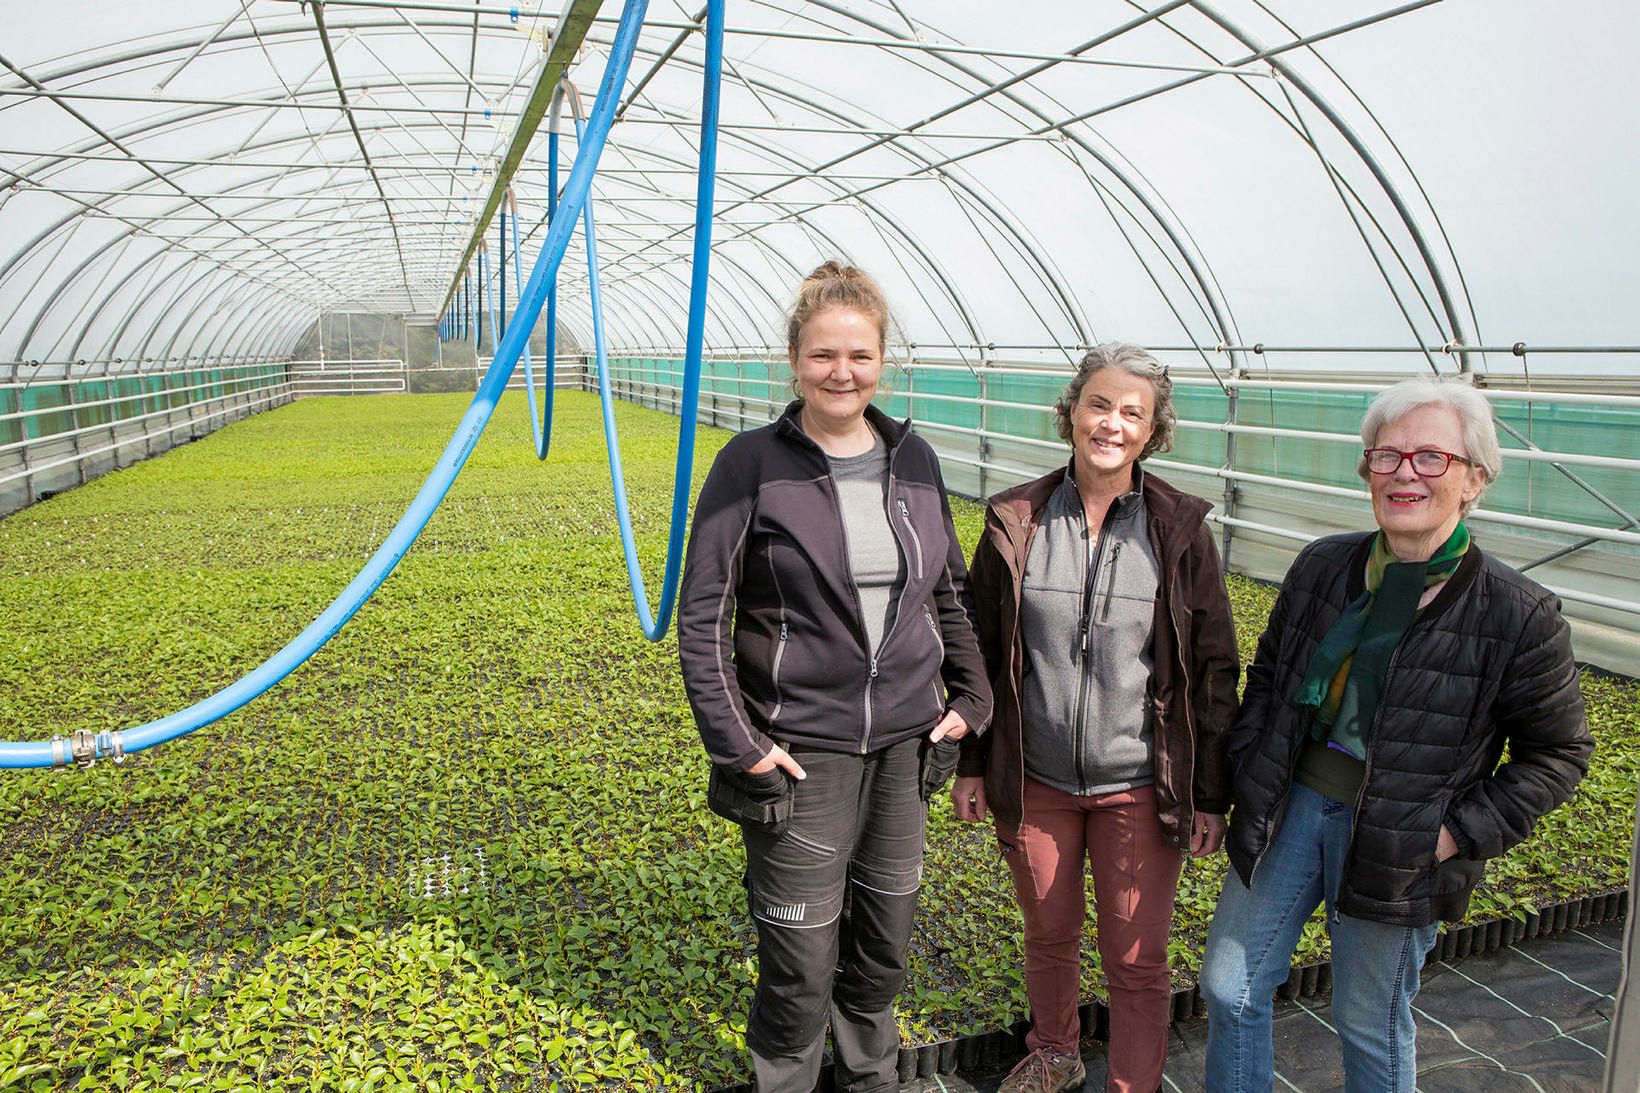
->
[[997, 1046, 1087, 1092]]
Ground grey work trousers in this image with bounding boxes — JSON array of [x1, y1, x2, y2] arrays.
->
[[741, 735, 929, 1093]]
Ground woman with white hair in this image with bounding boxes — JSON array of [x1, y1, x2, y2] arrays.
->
[[1200, 378, 1594, 1091]]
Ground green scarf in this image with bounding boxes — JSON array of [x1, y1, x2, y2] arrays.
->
[[1297, 522, 1470, 760]]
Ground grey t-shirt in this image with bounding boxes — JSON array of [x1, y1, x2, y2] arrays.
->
[[1018, 469, 1160, 795], [827, 436, 904, 656]]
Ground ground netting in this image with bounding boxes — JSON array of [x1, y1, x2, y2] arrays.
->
[[0, 392, 1633, 1091]]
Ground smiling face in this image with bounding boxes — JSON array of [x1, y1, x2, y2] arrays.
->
[[1368, 403, 1486, 560], [789, 306, 884, 433], [1070, 366, 1156, 489]]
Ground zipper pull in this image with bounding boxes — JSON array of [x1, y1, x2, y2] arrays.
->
[[898, 498, 910, 519], [779, 621, 789, 641], [869, 657, 879, 678], [1100, 543, 1124, 624]]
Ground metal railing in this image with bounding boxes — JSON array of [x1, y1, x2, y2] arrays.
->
[[587, 354, 1640, 672], [288, 359, 406, 396], [0, 362, 293, 514]]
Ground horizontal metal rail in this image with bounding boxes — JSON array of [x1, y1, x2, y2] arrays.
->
[[0, 372, 285, 424], [0, 382, 293, 458], [0, 361, 287, 392], [0, 386, 292, 489], [595, 357, 1640, 619]]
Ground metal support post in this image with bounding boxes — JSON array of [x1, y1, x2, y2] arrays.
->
[[1220, 361, 1242, 567]]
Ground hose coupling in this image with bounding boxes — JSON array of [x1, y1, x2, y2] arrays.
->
[[71, 728, 97, 768]]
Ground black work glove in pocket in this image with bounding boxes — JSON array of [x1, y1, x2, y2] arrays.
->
[[919, 737, 961, 801], [707, 763, 793, 835]]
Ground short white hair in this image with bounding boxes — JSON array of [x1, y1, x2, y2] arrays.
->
[[1358, 379, 1501, 515]]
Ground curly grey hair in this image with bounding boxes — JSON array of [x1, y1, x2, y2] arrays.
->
[[1052, 342, 1175, 462]]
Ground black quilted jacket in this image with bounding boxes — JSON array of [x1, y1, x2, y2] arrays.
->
[[1225, 532, 1592, 926]]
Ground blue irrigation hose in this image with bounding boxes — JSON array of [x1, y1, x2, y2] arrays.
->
[[587, 0, 723, 641], [476, 250, 486, 353], [520, 171, 552, 457], [0, 0, 653, 770]]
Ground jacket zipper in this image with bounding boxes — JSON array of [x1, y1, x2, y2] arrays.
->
[[1162, 539, 1193, 849], [768, 552, 790, 723], [1099, 542, 1124, 624], [896, 497, 925, 580], [1072, 522, 1108, 793], [923, 603, 944, 710], [1333, 645, 1402, 921], [824, 464, 872, 753], [863, 656, 878, 754], [770, 620, 789, 722], [1250, 629, 1406, 895]]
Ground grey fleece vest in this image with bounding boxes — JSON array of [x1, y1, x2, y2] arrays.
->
[[1019, 469, 1160, 796]]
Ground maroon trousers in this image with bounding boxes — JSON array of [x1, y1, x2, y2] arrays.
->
[[999, 778, 1183, 1093]]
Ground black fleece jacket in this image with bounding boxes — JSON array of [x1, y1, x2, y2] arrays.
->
[[678, 402, 992, 771], [1225, 532, 1593, 926]]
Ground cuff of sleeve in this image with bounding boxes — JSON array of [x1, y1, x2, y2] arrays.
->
[[949, 694, 991, 737], [1442, 813, 1478, 859], [730, 736, 775, 773], [1195, 794, 1231, 816]]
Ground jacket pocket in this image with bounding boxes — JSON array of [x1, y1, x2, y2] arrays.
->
[[920, 737, 961, 801], [707, 764, 793, 834], [770, 619, 789, 723]]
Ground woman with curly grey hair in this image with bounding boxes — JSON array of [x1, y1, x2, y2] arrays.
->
[[956, 343, 1240, 1092], [1200, 378, 1592, 1091]]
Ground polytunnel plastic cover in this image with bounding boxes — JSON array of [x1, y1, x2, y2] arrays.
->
[[1, 0, 1635, 374]]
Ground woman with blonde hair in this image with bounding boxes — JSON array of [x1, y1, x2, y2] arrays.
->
[[679, 261, 992, 1091]]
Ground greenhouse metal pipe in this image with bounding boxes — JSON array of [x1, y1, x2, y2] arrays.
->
[[1149, 460, 1640, 550], [310, 2, 417, 307], [132, 251, 314, 361], [168, 278, 287, 365], [2, 69, 865, 341], [513, 120, 921, 350], [597, 12, 1219, 358], [83, 258, 205, 368], [587, 61, 999, 350], [0, 388, 296, 491], [0, 374, 286, 434], [545, 43, 995, 347], [1211, 378, 1640, 409], [0, 380, 293, 461], [0, 118, 353, 311], [0, 0, 651, 769], [593, 364, 1640, 550], [1174, 419, 1640, 473], [737, 0, 1234, 354], [219, 296, 312, 367], [1188, 0, 1473, 370], [438, 0, 604, 319], [549, 182, 764, 350], [134, 266, 238, 364], [0, 151, 922, 182]]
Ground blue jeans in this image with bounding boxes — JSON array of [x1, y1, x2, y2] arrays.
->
[[1201, 784, 1439, 1093]]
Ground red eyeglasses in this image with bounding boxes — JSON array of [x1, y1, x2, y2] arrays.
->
[[1363, 448, 1477, 477]]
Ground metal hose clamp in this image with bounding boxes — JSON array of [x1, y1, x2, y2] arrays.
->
[[109, 730, 126, 764], [71, 728, 97, 768], [51, 735, 68, 770]]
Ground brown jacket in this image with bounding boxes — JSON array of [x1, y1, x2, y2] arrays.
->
[[960, 463, 1240, 848]]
